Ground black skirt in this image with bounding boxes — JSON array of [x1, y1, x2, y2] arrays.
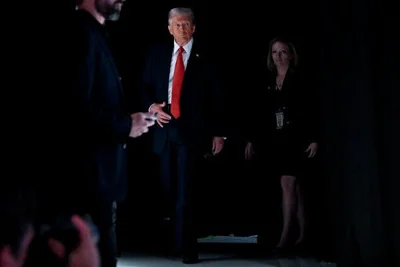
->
[[255, 129, 306, 178]]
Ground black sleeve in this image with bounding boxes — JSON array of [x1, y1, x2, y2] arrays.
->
[[139, 46, 156, 111], [208, 60, 226, 137], [67, 22, 132, 143], [298, 72, 320, 144]]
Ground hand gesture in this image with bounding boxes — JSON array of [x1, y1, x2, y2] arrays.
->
[[129, 112, 156, 138], [149, 102, 171, 128], [212, 137, 224, 155], [305, 142, 318, 158]]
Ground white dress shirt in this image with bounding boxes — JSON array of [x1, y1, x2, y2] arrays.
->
[[167, 38, 193, 104]]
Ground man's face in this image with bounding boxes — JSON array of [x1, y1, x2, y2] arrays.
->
[[168, 14, 195, 46], [95, 0, 126, 21]]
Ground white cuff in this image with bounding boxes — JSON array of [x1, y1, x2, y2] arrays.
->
[[148, 104, 154, 112]]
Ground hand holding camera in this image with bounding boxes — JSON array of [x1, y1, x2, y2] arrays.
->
[[24, 215, 99, 267], [48, 215, 100, 267]]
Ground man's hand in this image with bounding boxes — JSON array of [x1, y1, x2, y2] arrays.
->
[[149, 102, 171, 128], [48, 215, 100, 267], [129, 112, 156, 138], [212, 137, 224, 155]]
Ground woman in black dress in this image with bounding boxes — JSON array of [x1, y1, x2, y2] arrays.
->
[[244, 36, 318, 251]]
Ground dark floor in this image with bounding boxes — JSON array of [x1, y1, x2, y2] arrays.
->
[[117, 235, 336, 266], [117, 252, 336, 267]]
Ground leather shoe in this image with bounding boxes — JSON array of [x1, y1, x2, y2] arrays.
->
[[182, 254, 199, 264]]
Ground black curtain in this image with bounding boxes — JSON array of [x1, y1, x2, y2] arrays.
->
[[317, 0, 400, 266]]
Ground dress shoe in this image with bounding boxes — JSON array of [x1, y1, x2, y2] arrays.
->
[[182, 253, 199, 264], [271, 246, 295, 258], [164, 250, 199, 264], [294, 242, 307, 257]]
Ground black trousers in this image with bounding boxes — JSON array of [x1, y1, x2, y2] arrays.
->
[[89, 200, 117, 267], [159, 121, 201, 254]]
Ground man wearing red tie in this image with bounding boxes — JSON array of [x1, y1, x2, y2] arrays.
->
[[140, 7, 225, 264]]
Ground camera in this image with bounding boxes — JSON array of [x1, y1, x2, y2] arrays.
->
[[24, 214, 97, 267]]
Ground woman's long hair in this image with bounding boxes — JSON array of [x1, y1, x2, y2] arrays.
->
[[267, 36, 299, 72]]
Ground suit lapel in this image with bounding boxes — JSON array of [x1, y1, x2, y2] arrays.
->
[[159, 43, 174, 102], [182, 42, 200, 93]]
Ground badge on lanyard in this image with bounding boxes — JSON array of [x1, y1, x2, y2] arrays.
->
[[275, 110, 284, 129]]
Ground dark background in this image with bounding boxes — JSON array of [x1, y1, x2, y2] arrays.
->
[[39, 0, 399, 266], [104, 1, 399, 266], [107, 0, 325, 254]]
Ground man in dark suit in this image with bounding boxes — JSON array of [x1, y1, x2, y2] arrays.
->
[[140, 7, 226, 264], [39, 1, 156, 267]]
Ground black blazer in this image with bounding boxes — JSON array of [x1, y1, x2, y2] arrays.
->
[[246, 67, 319, 147], [140, 41, 225, 154], [56, 10, 132, 203]]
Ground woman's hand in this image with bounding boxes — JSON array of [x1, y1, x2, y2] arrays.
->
[[245, 142, 255, 160], [305, 142, 318, 158]]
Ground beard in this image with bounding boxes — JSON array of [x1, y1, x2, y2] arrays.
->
[[107, 11, 120, 21], [95, 1, 123, 21]]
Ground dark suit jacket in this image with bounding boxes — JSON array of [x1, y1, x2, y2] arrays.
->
[[140, 41, 225, 154], [245, 66, 319, 147], [57, 10, 131, 203]]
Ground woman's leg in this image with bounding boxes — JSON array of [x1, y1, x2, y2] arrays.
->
[[277, 175, 297, 248], [295, 183, 306, 245]]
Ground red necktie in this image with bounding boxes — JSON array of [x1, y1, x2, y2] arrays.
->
[[171, 46, 185, 118]]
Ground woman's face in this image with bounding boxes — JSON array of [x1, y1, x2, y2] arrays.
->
[[271, 41, 292, 68]]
